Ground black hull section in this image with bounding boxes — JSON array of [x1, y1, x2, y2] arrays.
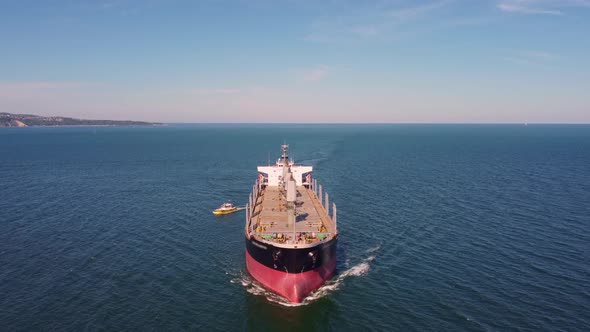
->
[[245, 236, 338, 274]]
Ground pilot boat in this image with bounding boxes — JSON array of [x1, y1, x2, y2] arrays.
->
[[213, 202, 238, 215]]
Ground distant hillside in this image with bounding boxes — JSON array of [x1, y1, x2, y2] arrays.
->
[[0, 112, 160, 127]]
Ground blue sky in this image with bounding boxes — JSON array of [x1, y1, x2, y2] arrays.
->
[[1, 0, 589, 123]]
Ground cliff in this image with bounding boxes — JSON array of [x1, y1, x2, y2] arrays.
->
[[0, 113, 160, 127]]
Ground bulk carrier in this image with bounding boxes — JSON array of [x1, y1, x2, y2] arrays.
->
[[244, 144, 338, 303]]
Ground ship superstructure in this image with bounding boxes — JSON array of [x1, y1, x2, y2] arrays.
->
[[244, 144, 338, 303]]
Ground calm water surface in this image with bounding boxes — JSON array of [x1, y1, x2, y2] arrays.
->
[[1, 124, 589, 331]]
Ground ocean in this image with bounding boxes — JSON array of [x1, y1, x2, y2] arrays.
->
[[1, 124, 589, 331]]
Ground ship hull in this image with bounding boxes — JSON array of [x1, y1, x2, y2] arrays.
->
[[213, 208, 237, 215], [245, 236, 337, 303]]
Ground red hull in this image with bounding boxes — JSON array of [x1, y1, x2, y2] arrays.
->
[[246, 250, 336, 303]]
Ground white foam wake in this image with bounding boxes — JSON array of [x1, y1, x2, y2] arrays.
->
[[230, 245, 380, 307]]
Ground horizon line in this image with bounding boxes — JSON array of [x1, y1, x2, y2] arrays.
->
[[164, 122, 590, 125]]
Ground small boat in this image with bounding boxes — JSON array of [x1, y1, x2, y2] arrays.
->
[[213, 202, 238, 215]]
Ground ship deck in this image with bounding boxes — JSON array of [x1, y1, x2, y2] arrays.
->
[[248, 185, 336, 246]]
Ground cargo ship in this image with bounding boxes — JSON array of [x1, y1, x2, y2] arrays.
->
[[244, 144, 338, 303]]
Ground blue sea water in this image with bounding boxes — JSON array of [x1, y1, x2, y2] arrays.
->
[[1, 124, 589, 331]]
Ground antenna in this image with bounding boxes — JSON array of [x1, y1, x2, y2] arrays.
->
[[267, 151, 270, 166]]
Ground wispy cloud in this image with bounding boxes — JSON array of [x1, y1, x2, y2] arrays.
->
[[443, 16, 499, 27], [388, 0, 453, 21], [304, 0, 454, 43], [497, 0, 590, 15], [520, 50, 558, 60], [300, 65, 330, 82], [498, 3, 563, 15], [502, 50, 560, 66], [348, 25, 379, 38], [94, 0, 144, 16]]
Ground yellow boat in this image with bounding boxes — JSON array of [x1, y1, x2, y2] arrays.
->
[[213, 202, 238, 215]]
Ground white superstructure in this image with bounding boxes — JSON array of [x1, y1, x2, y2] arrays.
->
[[257, 144, 312, 187]]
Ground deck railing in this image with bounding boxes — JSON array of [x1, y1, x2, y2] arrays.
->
[[246, 177, 338, 238], [310, 179, 337, 232], [246, 178, 262, 236]]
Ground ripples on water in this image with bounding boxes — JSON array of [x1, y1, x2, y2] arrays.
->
[[1, 125, 589, 331]]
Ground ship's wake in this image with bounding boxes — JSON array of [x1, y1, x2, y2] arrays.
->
[[229, 245, 380, 307]]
